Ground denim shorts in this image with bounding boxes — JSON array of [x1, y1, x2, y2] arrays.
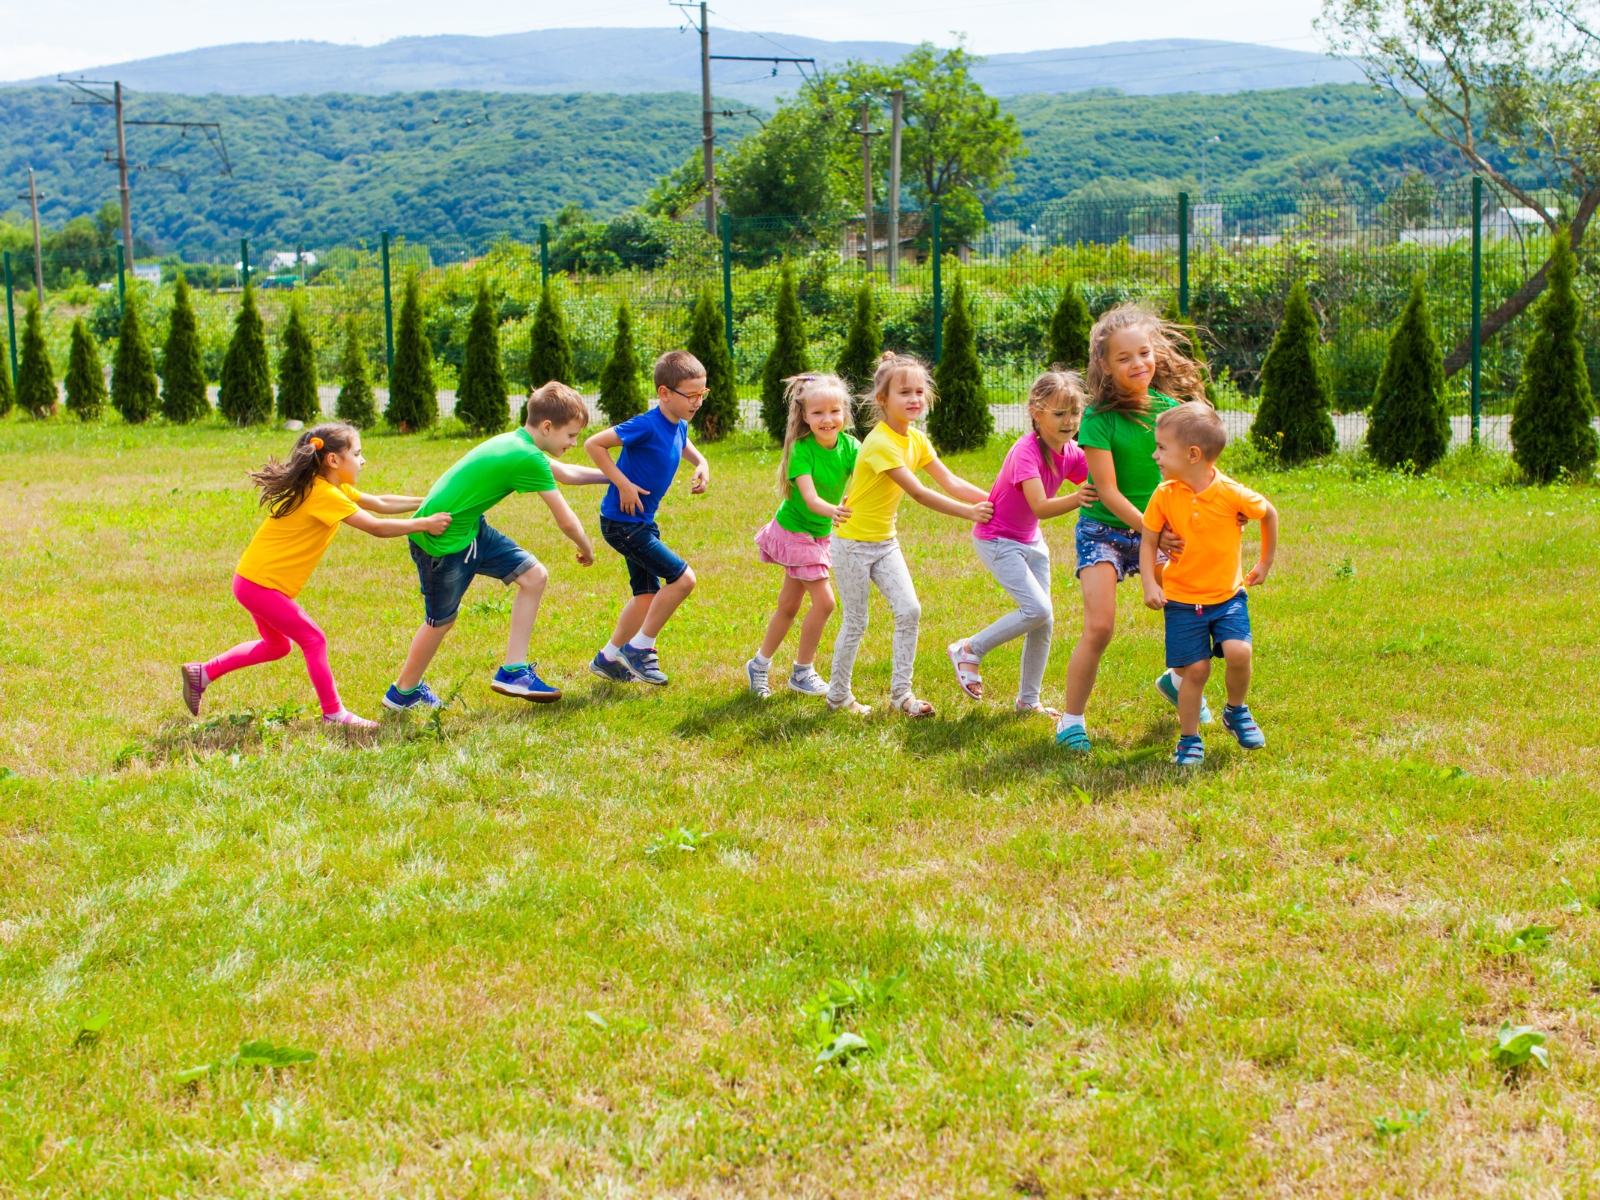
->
[[601, 517, 688, 596], [1075, 518, 1165, 582], [1163, 589, 1251, 668], [409, 516, 539, 626]]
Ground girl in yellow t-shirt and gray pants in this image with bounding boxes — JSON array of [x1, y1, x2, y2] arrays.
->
[[826, 352, 994, 717], [181, 423, 450, 728]]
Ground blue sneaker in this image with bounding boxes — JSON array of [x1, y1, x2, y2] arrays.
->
[[618, 643, 669, 686], [1222, 704, 1266, 750], [382, 681, 442, 712], [491, 663, 562, 704], [1172, 734, 1206, 765], [588, 651, 635, 683], [1155, 671, 1213, 725], [1054, 716, 1091, 752]]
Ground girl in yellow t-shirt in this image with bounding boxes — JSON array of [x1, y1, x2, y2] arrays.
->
[[181, 423, 450, 728], [826, 352, 994, 717]]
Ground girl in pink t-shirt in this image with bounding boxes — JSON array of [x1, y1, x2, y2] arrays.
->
[[948, 369, 1096, 715]]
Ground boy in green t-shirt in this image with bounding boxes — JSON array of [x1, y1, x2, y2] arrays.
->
[[383, 382, 607, 711]]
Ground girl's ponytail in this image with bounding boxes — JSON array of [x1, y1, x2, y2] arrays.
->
[[776, 373, 854, 496], [251, 422, 358, 517]]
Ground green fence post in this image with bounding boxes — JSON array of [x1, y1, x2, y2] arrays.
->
[[117, 243, 126, 305], [720, 212, 734, 362], [539, 223, 550, 289], [239, 238, 248, 288], [3, 252, 16, 390], [380, 231, 394, 383], [932, 202, 943, 365], [1470, 176, 1483, 447], [1178, 191, 1190, 317]]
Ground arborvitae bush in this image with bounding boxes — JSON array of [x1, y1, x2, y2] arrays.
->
[[218, 283, 273, 426], [686, 283, 737, 441], [112, 289, 159, 424], [1048, 280, 1091, 370], [16, 295, 56, 419], [386, 273, 437, 432], [527, 280, 574, 389], [760, 261, 809, 442], [1251, 281, 1336, 464], [334, 315, 378, 430], [929, 277, 992, 453], [160, 272, 209, 423], [836, 279, 881, 438], [65, 318, 107, 421], [275, 297, 321, 424], [0, 338, 12, 417], [599, 300, 646, 425], [455, 278, 510, 435], [1512, 227, 1598, 482], [1367, 276, 1450, 472]]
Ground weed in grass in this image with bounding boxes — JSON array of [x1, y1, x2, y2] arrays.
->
[[1477, 921, 1555, 960], [1334, 556, 1356, 579], [1372, 1109, 1427, 1138], [802, 972, 904, 1070], [72, 1007, 111, 1048], [1488, 1022, 1550, 1073], [173, 1039, 317, 1085], [644, 826, 718, 859]]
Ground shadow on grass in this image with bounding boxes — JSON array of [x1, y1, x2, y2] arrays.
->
[[673, 691, 833, 745]]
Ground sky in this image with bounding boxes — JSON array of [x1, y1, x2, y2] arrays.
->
[[4, 0, 1328, 81]]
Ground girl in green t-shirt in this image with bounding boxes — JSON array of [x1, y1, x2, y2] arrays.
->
[[747, 374, 860, 699], [1055, 304, 1212, 753]]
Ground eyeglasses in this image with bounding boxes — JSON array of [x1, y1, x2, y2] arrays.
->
[[669, 386, 709, 403]]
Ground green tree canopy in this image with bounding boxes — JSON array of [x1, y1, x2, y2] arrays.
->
[[218, 283, 273, 426], [335, 315, 379, 430], [387, 273, 437, 432], [111, 288, 159, 425], [160, 272, 209, 423], [65, 317, 106, 421], [1367, 276, 1450, 471], [760, 262, 810, 442], [1048, 281, 1091, 370], [1511, 226, 1597, 483], [275, 296, 321, 424], [686, 283, 737, 441], [836, 280, 882, 438], [1251, 281, 1335, 463], [456, 277, 510, 436], [599, 300, 646, 425], [929, 277, 992, 452], [17, 294, 56, 419]]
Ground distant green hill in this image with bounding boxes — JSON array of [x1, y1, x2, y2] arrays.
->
[[0, 83, 1457, 259]]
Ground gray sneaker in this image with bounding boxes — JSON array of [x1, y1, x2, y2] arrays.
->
[[618, 643, 669, 686], [745, 656, 771, 698], [787, 665, 829, 697]]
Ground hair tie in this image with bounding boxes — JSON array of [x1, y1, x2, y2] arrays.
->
[[309, 437, 324, 450]]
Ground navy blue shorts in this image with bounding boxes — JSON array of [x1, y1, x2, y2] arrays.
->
[[1163, 589, 1251, 668], [1075, 518, 1166, 581], [601, 516, 688, 596], [409, 516, 539, 626]]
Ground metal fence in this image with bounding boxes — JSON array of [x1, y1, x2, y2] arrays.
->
[[6, 178, 1589, 449]]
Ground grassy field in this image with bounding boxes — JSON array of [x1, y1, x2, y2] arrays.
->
[[1, 418, 1598, 1197]]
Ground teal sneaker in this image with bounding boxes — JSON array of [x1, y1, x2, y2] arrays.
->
[[1222, 704, 1266, 750], [1172, 734, 1205, 765], [1155, 671, 1213, 725], [1054, 717, 1091, 752]]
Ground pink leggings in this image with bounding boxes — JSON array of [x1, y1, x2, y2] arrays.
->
[[203, 574, 342, 715]]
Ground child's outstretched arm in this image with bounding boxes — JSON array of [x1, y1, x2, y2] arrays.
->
[[1021, 477, 1098, 521], [1244, 502, 1279, 586], [584, 428, 649, 515], [683, 437, 710, 494], [883, 466, 993, 524], [538, 490, 595, 566], [795, 475, 852, 524], [1139, 526, 1166, 610], [549, 460, 608, 487], [343, 509, 452, 539], [356, 493, 429, 515], [923, 458, 989, 504]]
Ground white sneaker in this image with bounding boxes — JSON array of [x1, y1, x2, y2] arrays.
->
[[787, 665, 829, 696], [745, 657, 771, 699]]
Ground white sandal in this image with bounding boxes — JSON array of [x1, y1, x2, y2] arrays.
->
[[827, 695, 872, 715], [947, 639, 983, 700], [892, 693, 936, 718], [1015, 701, 1062, 719]]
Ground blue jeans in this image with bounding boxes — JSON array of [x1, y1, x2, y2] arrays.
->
[[600, 517, 688, 596], [409, 516, 538, 626], [1163, 589, 1251, 669], [1075, 518, 1164, 581]]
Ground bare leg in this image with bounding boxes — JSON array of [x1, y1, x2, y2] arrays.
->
[[759, 575, 808, 660], [397, 621, 454, 691], [1220, 640, 1252, 706], [1061, 563, 1119, 716], [1177, 657, 1211, 736], [794, 578, 836, 666], [638, 567, 696, 639], [608, 594, 655, 648], [504, 563, 549, 666]]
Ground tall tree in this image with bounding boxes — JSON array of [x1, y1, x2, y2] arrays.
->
[[1511, 226, 1598, 482], [335, 315, 378, 430], [64, 317, 106, 421], [160, 272, 209, 423], [111, 288, 158, 424], [1048, 281, 1091, 370], [760, 262, 810, 442], [1251, 281, 1336, 463], [455, 278, 510, 435], [218, 283, 272, 426], [836, 279, 882, 438], [599, 300, 646, 425], [527, 280, 574, 391], [386, 273, 437, 432], [275, 296, 321, 424], [686, 283, 738, 441], [929, 277, 992, 452], [1367, 276, 1451, 471], [0, 334, 12, 417], [16, 294, 57, 419]]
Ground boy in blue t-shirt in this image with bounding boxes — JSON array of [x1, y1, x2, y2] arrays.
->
[[584, 349, 711, 685]]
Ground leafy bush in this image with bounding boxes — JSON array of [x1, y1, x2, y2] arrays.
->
[[929, 277, 993, 452], [1511, 227, 1597, 483], [760, 261, 809, 442], [16, 294, 56, 419], [1251, 281, 1335, 463], [1367, 277, 1450, 472], [334, 315, 378, 430], [111, 289, 159, 425], [218, 284, 272, 426], [599, 300, 646, 425], [160, 273, 209, 423], [386, 273, 437, 432], [275, 297, 321, 424], [687, 283, 737, 441], [455, 278, 510, 436], [64, 318, 106, 421]]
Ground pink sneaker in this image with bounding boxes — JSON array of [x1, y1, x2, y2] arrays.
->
[[181, 663, 207, 715], [322, 709, 378, 730]]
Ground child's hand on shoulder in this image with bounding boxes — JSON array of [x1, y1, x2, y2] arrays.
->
[[424, 512, 452, 536]]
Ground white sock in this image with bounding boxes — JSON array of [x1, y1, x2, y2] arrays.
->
[[600, 642, 623, 662], [1060, 712, 1086, 730], [1166, 668, 1182, 686], [793, 660, 813, 673], [628, 633, 657, 650], [753, 651, 771, 668]]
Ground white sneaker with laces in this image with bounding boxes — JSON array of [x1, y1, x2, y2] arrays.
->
[[745, 657, 771, 698]]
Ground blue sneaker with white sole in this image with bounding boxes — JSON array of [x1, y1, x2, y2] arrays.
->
[[588, 652, 635, 683], [618, 643, 669, 686], [1155, 671, 1212, 724], [1222, 704, 1266, 749], [1172, 734, 1206, 765], [382, 681, 442, 712], [1054, 717, 1091, 752], [491, 663, 561, 703]]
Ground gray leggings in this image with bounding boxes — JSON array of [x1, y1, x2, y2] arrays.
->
[[827, 535, 921, 705], [967, 535, 1053, 707]]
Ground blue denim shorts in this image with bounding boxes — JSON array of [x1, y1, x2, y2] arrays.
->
[[1075, 518, 1164, 582], [1163, 589, 1251, 668], [409, 516, 539, 626], [601, 517, 688, 596]]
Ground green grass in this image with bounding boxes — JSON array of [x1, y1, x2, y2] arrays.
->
[[3, 418, 1600, 1195]]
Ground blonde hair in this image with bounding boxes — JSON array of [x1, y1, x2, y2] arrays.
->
[[1026, 366, 1088, 435], [777, 373, 855, 495], [1086, 303, 1210, 415], [1156, 401, 1228, 460], [859, 350, 935, 428]]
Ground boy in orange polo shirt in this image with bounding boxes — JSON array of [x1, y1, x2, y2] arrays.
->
[[1139, 403, 1278, 765]]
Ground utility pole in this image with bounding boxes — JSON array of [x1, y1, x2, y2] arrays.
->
[[698, 3, 715, 235], [114, 82, 133, 264], [19, 169, 44, 299], [888, 89, 903, 286], [856, 99, 883, 275]]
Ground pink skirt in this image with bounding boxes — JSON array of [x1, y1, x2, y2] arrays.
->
[[754, 519, 833, 581]]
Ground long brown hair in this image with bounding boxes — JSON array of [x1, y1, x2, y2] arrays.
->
[[1026, 366, 1088, 436], [250, 422, 359, 518], [860, 350, 936, 428], [1086, 304, 1210, 415], [776, 373, 854, 496]]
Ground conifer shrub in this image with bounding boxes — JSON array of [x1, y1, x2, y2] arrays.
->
[[929, 277, 992, 453], [1367, 276, 1450, 472], [275, 297, 321, 424], [455, 277, 510, 435], [65, 318, 107, 421], [1251, 281, 1336, 464], [1048, 280, 1091, 369], [112, 289, 159, 424], [218, 283, 273, 426], [386, 273, 437, 432], [599, 300, 646, 425], [16, 295, 56, 419], [1511, 227, 1598, 483], [836, 279, 881, 438], [686, 283, 738, 441], [160, 272, 209, 423], [760, 261, 809, 442], [527, 281, 574, 390], [0, 340, 12, 417], [334, 315, 378, 430]]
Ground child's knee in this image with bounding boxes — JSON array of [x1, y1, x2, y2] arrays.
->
[[1081, 613, 1114, 647], [517, 562, 549, 590], [812, 588, 836, 617], [1222, 640, 1252, 665], [1182, 657, 1213, 682], [672, 566, 696, 594]]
